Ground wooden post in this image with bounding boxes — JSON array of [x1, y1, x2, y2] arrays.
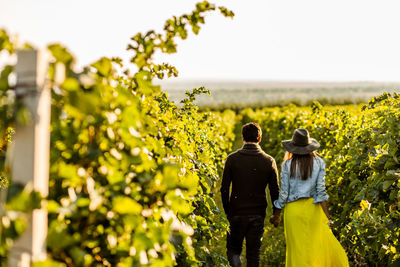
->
[[8, 49, 50, 266]]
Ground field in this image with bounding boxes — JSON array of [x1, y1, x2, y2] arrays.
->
[[161, 80, 400, 108]]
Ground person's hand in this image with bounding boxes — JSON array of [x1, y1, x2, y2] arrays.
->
[[269, 215, 281, 227]]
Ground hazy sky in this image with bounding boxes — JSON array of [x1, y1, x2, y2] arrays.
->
[[1, 0, 400, 81]]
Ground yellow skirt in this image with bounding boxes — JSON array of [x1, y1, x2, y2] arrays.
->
[[284, 198, 349, 267]]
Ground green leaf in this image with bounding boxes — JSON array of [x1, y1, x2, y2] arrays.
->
[[382, 180, 394, 191], [61, 77, 80, 92], [76, 197, 90, 207], [6, 184, 41, 212], [47, 220, 76, 250], [48, 43, 74, 66], [47, 200, 60, 213], [91, 57, 113, 77], [112, 196, 142, 214], [32, 259, 66, 267], [69, 247, 93, 266], [0, 29, 14, 53]]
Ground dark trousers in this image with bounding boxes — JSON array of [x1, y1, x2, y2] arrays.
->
[[227, 215, 265, 267]]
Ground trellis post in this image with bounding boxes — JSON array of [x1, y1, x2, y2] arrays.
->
[[8, 49, 50, 266]]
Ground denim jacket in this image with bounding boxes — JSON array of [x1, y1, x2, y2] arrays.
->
[[273, 156, 329, 209]]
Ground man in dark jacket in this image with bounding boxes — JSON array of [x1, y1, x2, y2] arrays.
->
[[220, 122, 280, 267]]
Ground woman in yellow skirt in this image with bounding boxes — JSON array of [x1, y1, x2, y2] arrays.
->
[[270, 129, 349, 267]]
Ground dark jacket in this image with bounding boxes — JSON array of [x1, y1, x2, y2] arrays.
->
[[220, 143, 280, 217]]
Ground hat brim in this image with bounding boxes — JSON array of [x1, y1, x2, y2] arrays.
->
[[282, 138, 320, 155]]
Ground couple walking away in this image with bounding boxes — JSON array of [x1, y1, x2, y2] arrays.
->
[[220, 123, 349, 267]]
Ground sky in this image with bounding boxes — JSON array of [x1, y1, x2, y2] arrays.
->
[[1, 0, 400, 82]]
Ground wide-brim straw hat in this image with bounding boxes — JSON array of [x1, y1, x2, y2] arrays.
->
[[282, 128, 320, 155]]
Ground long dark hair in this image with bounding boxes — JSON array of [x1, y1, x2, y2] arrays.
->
[[284, 151, 316, 180]]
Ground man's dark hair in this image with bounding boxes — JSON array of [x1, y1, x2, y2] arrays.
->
[[242, 122, 262, 142]]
